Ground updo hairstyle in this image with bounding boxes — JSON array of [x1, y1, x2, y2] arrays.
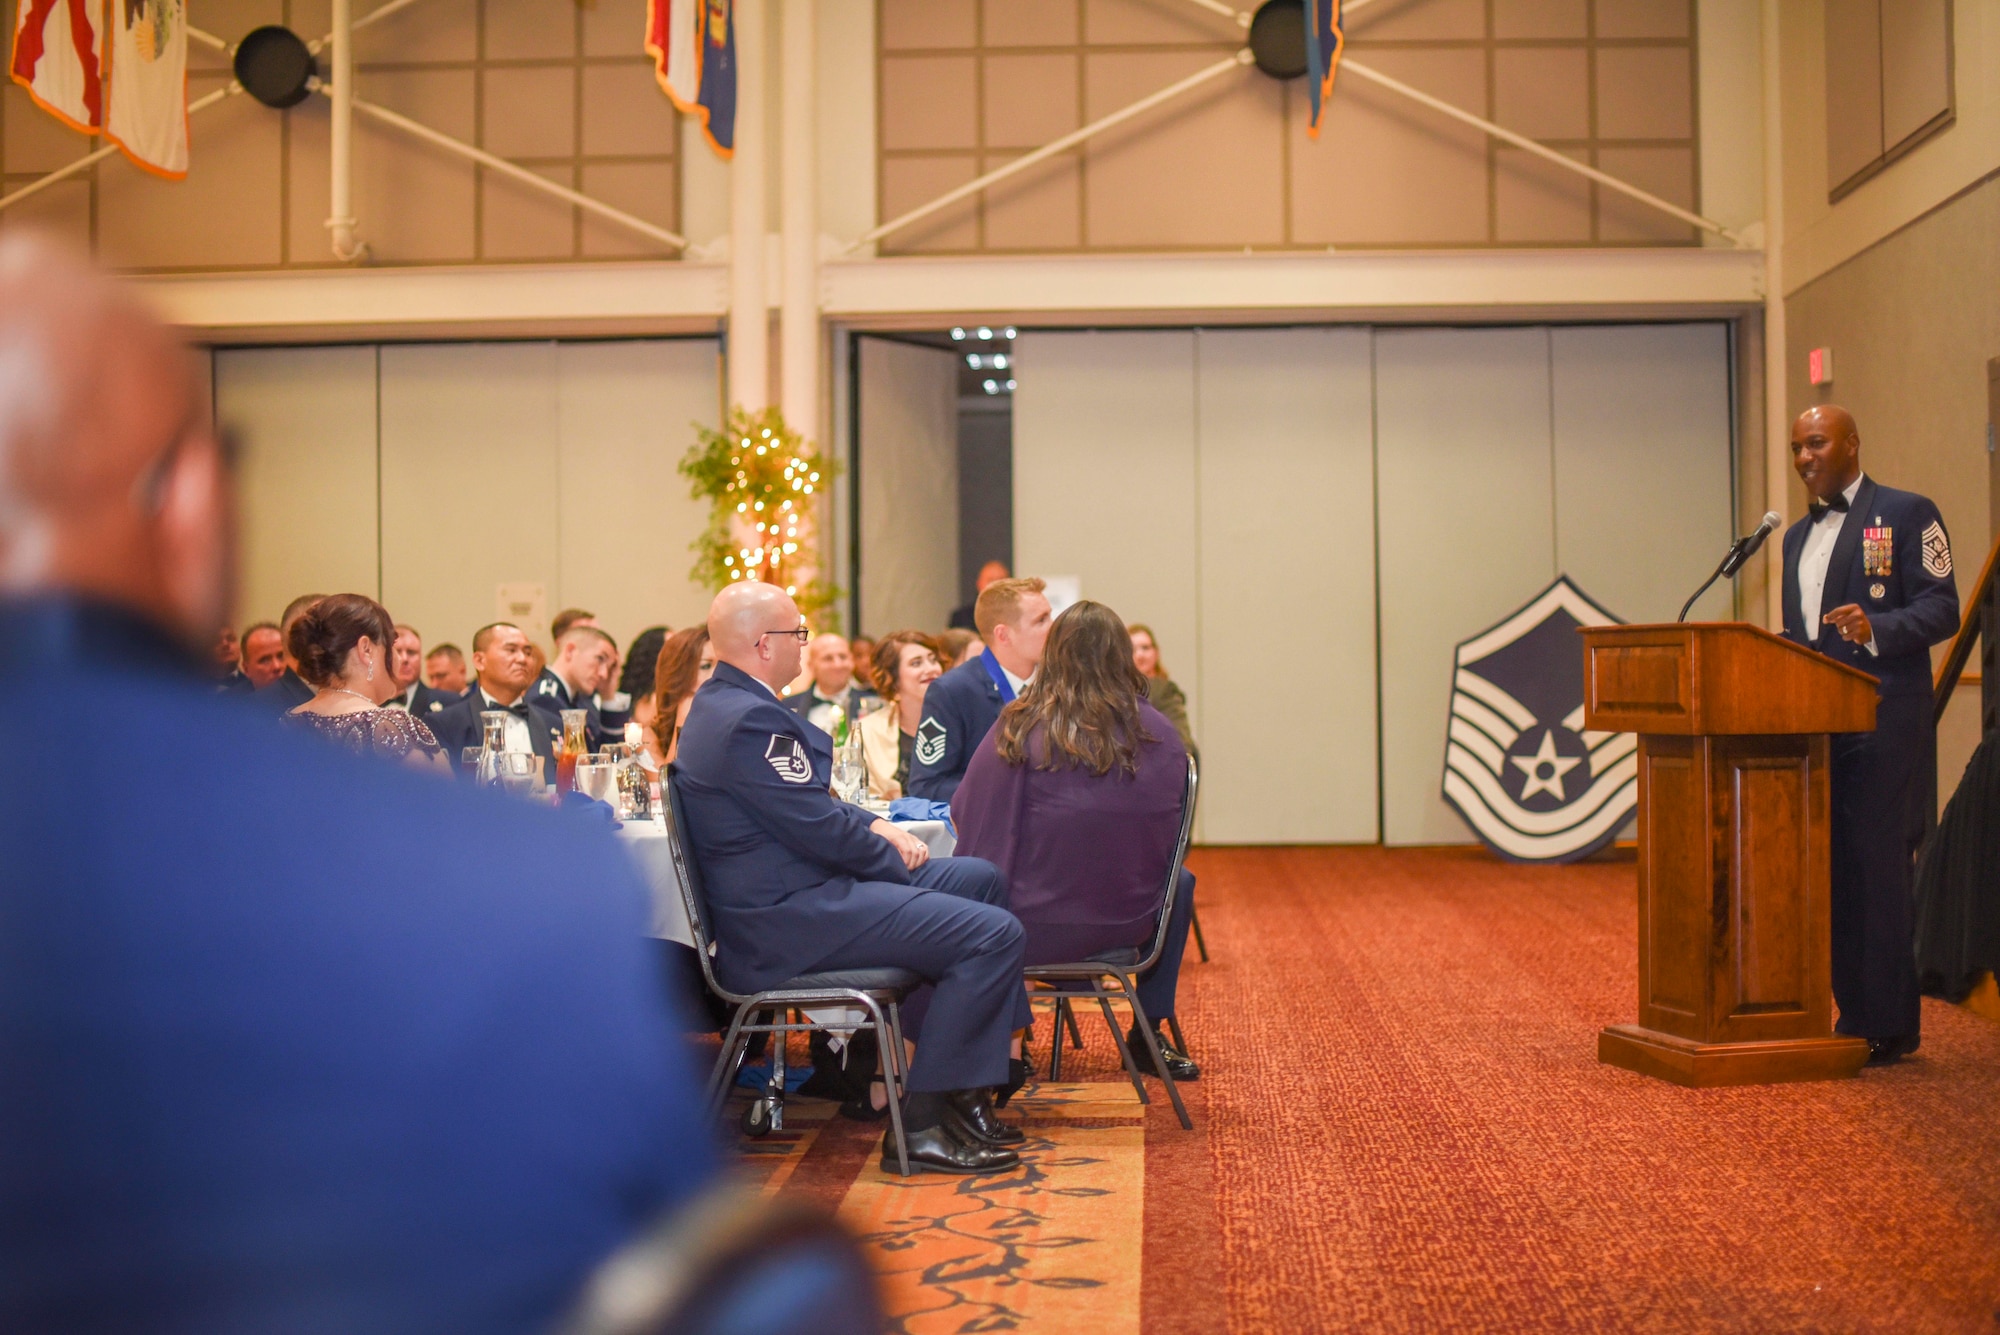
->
[[287, 593, 397, 687]]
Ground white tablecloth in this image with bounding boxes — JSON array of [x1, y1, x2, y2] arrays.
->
[[614, 812, 956, 949]]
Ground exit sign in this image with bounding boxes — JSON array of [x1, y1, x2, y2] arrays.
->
[[1807, 347, 1834, 385]]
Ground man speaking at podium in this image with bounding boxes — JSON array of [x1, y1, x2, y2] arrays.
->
[[1780, 405, 1958, 1064]]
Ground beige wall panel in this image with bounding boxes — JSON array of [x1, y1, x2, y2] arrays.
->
[[1595, 145, 1695, 242], [1696, 0, 1764, 241], [1347, 0, 1485, 40], [98, 76, 282, 269], [1291, 50, 1488, 245], [380, 342, 561, 654], [0, 176, 90, 247], [584, 0, 647, 55], [856, 339, 960, 635], [1495, 147, 1594, 242], [879, 56, 978, 150], [188, 0, 280, 70], [582, 63, 678, 156], [482, 166, 576, 260], [1376, 327, 1556, 846], [1083, 0, 1236, 45], [1494, 0, 1588, 39], [1593, 0, 1689, 39], [818, 0, 877, 248], [4, 83, 91, 173], [580, 162, 679, 257], [1196, 327, 1378, 844], [1011, 328, 1200, 744], [1084, 57, 1282, 248], [335, 0, 476, 62], [879, 156, 978, 251], [215, 346, 380, 626], [1881, 0, 1952, 148], [1495, 47, 1590, 141], [1551, 323, 1734, 624], [332, 72, 478, 263], [981, 153, 1081, 250], [554, 339, 720, 651], [483, 67, 577, 159], [880, 0, 975, 50], [1822, 0, 1885, 188], [1594, 46, 1693, 139], [985, 0, 1079, 47], [482, 0, 576, 59], [984, 53, 1079, 148], [360, 66, 477, 140]]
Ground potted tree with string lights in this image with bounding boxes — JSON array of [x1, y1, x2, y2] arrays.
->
[[680, 406, 843, 627]]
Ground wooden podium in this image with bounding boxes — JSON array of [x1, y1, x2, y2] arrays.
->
[[1579, 623, 1878, 1087]]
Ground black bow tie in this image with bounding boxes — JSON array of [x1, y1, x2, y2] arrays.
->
[[1808, 493, 1851, 521], [486, 698, 530, 718]]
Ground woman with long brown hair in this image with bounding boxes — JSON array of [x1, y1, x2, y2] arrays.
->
[[646, 625, 715, 768], [951, 600, 1199, 1083]]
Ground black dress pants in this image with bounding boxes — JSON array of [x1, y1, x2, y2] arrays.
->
[[1829, 693, 1928, 1041]]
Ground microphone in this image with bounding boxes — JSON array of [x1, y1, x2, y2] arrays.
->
[[1678, 511, 1785, 622]]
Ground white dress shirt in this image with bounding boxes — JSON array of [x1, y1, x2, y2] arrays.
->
[[1797, 474, 1878, 656], [997, 662, 1031, 697], [477, 687, 536, 753]]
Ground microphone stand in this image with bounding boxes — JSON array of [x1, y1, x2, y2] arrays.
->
[[1677, 538, 1751, 623]]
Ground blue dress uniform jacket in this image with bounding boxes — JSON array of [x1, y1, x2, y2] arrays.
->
[[671, 662, 911, 991], [532, 666, 610, 749], [426, 688, 565, 778], [904, 655, 1007, 802], [0, 596, 714, 1333], [1780, 476, 1959, 1043], [387, 681, 457, 720], [254, 667, 314, 713], [1780, 476, 1959, 695]]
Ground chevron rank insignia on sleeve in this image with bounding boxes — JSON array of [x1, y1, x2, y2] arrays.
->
[[1921, 519, 1951, 578]]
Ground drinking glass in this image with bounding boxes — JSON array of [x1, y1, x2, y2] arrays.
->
[[832, 748, 866, 805], [575, 759, 617, 806], [497, 750, 540, 798], [557, 709, 589, 792], [460, 746, 483, 780]]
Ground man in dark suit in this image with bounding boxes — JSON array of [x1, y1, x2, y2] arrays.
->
[[383, 622, 455, 720], [532, 623, 619, 748], [947, 559, 1011, 631], [674, 580, 1030, 1176], [0, 238, 717, 1331], [424, 642, 469, 695], [254, 593, 321, 713], [783, 632, 878, 736], [427, 622, 564, 780], [1780, 405, 1959, 1064], [907, 576, 1053, 803]]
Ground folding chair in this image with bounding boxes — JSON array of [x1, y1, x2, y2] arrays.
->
[[1028, 754, 1197, 1131], [662, 775, 922, 1175]]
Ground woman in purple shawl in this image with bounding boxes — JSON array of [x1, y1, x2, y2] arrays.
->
[[952, 600, 1199, 1084]]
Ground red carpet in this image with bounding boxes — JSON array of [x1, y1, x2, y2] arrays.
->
[[743, 846, 2000, 1333]]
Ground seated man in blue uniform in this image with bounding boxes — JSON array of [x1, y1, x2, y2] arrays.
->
[[0, 236, 717, 1332], [906, 575, 1053, 802], [673, 580, 1032, 1175], [534, 621, 620, 747], [427, 621, 565, 778], [1781, 404, 1959, 1064]]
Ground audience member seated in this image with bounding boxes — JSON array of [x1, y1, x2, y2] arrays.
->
[[948, 559, 1011, 630], [424, 642, 469, 695], [784, 632, 877, 736], [551, 606, 597, 642], [211, 624, 240, 680], [936, 627, 983, 669], [383, 621, 454, 718], [849, 636, 876, 676], [953, 600, 1200, 1081], [427, 622, 563, 780], [859, 631, 943, 800], [906, 576, 1052, 803], [535, 622, 620, 746], [1129, 622, 1196, 755], [0, 236, 718, 1332], [672, 581, 1030, 1176], [647, 625, 714, 770], [255, 591, 321, 712], [239, 621, 286, 690], [618, 624, 670, 745], [283, 595, 451, 774]]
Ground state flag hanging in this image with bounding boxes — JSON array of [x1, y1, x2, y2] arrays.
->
[[645, 0, 733, 159], [11, 0, 105, 134], [1303, 0, 1344, 139], [105, 0, 189, 177]]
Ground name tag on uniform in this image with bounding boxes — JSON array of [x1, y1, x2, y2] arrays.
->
[[1862, 526, 1892, 577]]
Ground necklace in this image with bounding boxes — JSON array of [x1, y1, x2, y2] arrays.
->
[[328, 688, 378, 707]]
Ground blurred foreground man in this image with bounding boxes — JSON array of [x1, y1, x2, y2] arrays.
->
[[1781, 405, 1958, 1064], [0, 236, 719, 1332]]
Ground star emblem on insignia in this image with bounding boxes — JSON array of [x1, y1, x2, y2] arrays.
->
[[1509, 728, 1583, 802]]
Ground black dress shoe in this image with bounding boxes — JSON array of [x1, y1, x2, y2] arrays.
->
[[1127, 1024, 1200, 1081], [1866, 1034, 1919, 1065], [881, 1123, 1020, 1176], [943, 1088, 1025, 1146]]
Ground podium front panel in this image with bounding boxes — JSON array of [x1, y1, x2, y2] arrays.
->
[[1713, 736, 1833, 1043], [1637, 737, 1705, 1040]]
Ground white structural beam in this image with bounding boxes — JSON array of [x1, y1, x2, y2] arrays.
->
[[327, 0, 366, 262], [779, 0, 817, 434], [728, 0, 768, 410], [1760, 0, 1788, 628]]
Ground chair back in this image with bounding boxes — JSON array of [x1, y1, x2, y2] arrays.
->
[[661, 768, 738, 1003], [1135, 753, 1199, 975]]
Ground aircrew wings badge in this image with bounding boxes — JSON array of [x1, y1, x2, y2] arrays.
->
[[1922, 519, 1951, 578], [915, 717, 947, 767], [765, 734, 813, 784], [1440, 575, 1636, 864]]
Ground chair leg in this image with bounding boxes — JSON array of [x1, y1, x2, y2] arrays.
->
[[1190, 903, 1210, 963], [1166, 1015, 1189, 1053], [1121, 978, 1192, 1130], [1049, 997, 1069, 1082], [884, 1002, 910, 1101], [1064, 999, 1086, 1050], [767, 1014, 789, 1132], [1098, 989, 1151, 1106], [861, 997, 910, 1177], [707, 1004, 754, 1118]]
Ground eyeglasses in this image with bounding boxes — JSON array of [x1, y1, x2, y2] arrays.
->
[[757, 626, 811, 645]]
